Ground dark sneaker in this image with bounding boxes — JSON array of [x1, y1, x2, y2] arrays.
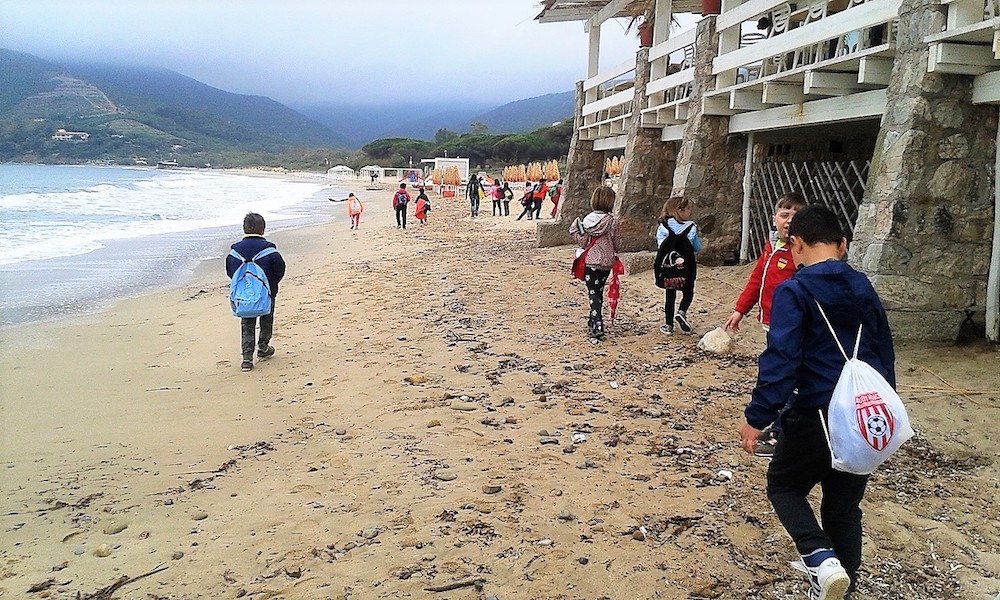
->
[[659, 324, 674, 334], [753, 442, 776, 458], [674, 312, 692, 333], [241, 361, 253, 372], [257, 346, 275, 360]]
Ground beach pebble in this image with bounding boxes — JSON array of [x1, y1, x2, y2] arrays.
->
[[571, 433, 587, 444], [577, 460, 597, 469], [434, 470, 457, 481], [578, 557, 590, 565], [558, 508, 576, 522], [191, 511, 208, 521], [73, 547, 86, 556], [171, 551, 184, 560], [449, 399, 478, 411], [361, 527, 380, 540], [52, 561, 68, 571], [163, 498, 174, 506], [335, 428, 347, 436], [404, 374, 428, 385], [426, 419, 442, 428], [421, 554, 436, 562], [716, 469, 734, 481], [482, 484, 502, 494], [102, 521, 127, 535], [536, 538, 553, 546], [343, 541, 357, 551], [610, 381, 619, 389], [698, 327, 734, 355], [93, 544, 112, 557], [397, 335, 407, 341]]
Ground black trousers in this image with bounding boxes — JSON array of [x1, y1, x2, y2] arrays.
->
[[533, 197, 543, 219], [469, 196, 480, 217], [767, 408, 869, 589], [663, 283, 694, 324], [241, 309, 274, 361], [503, 200, 510, 216], [516, 203, 533, 220], [584, 267, 610, 328], [492, 198, 502, 216], [395, 206, 407, 228]]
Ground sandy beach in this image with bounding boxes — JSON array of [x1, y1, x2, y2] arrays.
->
[[1, 180, 998, 600]]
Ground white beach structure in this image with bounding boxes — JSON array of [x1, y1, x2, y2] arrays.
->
[[326, 165, 356, 179], [358, 165, 385, 181], [536, 0, 1000, 342]]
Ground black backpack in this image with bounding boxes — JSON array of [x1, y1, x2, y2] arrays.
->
[[654, 222, 696, 290], [395, 190, 408, 206]]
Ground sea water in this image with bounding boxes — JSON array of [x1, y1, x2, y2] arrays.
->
[[0, 163, 343, 327]]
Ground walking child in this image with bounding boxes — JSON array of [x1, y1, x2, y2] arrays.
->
[[393, 183, 411, 229], [501, 182, 513, 216], [570, 186, 621, 340], [346, 193, 364, 230], [225, 212, 286, 372], [415, 187, 430, 224], [516, 183, 535, 220], [655, 197, 702, 334], [739, 205, 896, 600], [491, 180, 504, 216], [532, 177, 549, 219]]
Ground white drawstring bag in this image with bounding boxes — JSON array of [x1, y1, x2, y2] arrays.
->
[[815, 301, 914, 475]]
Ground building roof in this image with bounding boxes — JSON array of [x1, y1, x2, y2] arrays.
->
[[535, 0, 703, 23]]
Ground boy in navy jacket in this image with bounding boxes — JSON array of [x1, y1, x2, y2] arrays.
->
[[739, 205, 895, 600], [226, 213, 286, 372]]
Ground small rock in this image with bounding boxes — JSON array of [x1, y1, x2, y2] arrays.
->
[[609, 381, 619, 389], [93, 544, 112, 557], [420, 554, 436, 562], [335, 428, 347, 436], [557, 508, 576, 522], [172, 551, 184, 560], [434, 470, 457, 481], [482, 484, 502, 494], [163, 498, 174, 506], [52, 561, 68, 571], [536, 538, 553, 546], [191, 511, 208, 521], [571, 433, 586, 444], [449, 399, 478, 411], [716, 469, 733, 481], [102, 521, 127, 535], [577, 460, 597, 469], [404, 374, 428, 385], [427, 419, 442, 428], [361, 527, 379, 540], [343, 541, 357, 551], [539, 436, 560, 445], [578, 556, 590, 565], [73, 547, 86, 556], [538, 429, 550, 436], [632, 529, 646, 541]]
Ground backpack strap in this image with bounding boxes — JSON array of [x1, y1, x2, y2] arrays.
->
[[229, 249, 247, 263], [813, 300, 862, 361], [680, 223, 694, 237], [251, 247, 278, 262]]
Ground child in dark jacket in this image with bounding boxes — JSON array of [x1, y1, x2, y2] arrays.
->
[[226, 212, 286, 372], [739, 205, 895, 600]]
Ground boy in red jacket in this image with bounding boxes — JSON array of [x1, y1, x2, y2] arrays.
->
[[724, 192, 805, 332]]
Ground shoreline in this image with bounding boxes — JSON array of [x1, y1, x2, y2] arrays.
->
[[1, 184, 997, 599]]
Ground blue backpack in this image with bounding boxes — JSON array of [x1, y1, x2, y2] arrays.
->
[[229, 247, 278, 318]]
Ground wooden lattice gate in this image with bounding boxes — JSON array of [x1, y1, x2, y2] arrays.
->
[[748, 159, 870, 260]]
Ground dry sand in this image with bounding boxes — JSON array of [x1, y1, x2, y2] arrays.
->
[[1, 180, 998, 600]]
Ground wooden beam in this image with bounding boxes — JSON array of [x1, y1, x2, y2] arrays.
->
[[728, 89, 887, 133], [675, 102, 689, 120], [586, 0, 631, 32], [804, 71, 860, 95], [703, 95, 737, 115], [762, 81, 805, 104], [973, 70, 1000, 104], [660, 124, 686, 141], [731, 89, 768, 110], [928, 42, 1000, 75], [858, 57, 893, 85], [594, 134, 628, 151]]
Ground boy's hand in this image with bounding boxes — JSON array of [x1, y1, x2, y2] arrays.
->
[[739, 421, 762, 454], [724, 311, 743, 332]]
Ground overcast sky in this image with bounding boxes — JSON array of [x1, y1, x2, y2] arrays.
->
[[0, 0, 681, 108]]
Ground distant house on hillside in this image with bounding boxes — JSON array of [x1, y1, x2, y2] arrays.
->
[[51, 128, 89, 141]]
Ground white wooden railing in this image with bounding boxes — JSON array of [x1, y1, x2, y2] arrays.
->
[[581, 56, 637, 141], [642, 27, 698, 134], [925, 0, 1000, 103]]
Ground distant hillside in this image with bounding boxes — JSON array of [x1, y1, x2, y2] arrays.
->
[[0, 48, 348, 165], [296, 91, 574, 146], [471, 91, 575, 133]]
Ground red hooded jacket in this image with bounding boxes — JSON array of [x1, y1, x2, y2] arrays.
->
[[734, 234, 795, 326]]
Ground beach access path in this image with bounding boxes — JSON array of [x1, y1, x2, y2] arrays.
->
[[1, 179, 997, 599]]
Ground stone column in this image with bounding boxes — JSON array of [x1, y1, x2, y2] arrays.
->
[[537, 80, 605, 247], [851, 0, 997, 341], [670, 16, 748, 265], [616, 47, 679, 252]]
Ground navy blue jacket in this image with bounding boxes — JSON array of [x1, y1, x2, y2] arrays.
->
[[226, 235, 286, 299], [745, 260, 895, 430]]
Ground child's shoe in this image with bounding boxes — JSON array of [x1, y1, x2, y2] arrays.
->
[[590, 321, 605, 340], [674, 311, 692, 333], [258, 346, 275, 360], [659, 323, 674, 334], [802, 549, 850, 600], [241, 361, 253, 372]]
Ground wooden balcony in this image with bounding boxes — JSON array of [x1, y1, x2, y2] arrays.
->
[[925, 0, 1000, 103]]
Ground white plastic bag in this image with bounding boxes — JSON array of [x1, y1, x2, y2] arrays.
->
[[815, 302, 914, 475]]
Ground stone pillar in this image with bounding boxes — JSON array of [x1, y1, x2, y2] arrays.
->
[[851, 0, 997, 341], [616, 47, 679, 252], [537, 80, 605, 247], [670, 16, 748, 265]]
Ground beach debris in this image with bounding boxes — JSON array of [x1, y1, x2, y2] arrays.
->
[[76, 563, 168, 599], [93, 544, 113, 557], [715, 469, 734, 482], [571, 433, 587, 444], [191, 511, 208, 521], [632, 526, 648, 541], [697, 327, 734, 355], [74, 546, 86, 555], [424, 577, 485, 593], [171, 551, 184, 560], [51, 561, 68, 572], [427, 419, 442, 428], [536, 538, 553, 546], [539, 436, 560, 445], [482, 484, 502, 494], [557, 508, 576, 522], [434, 470, 458, 481], [335, 428, 347, 436], [609, 380, 619, 389], [449, 399, 478, 411], [403, 374, 428, 385], [361, 527, 380, 540], [577, 557, 590, 565], [102, 521, 127, 535], [27, 578, 56, 593]]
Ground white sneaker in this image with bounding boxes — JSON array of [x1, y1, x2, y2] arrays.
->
[[803, 554, 850, 600]]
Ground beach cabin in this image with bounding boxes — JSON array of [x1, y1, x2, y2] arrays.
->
[[327, 165, 356, 179], [359, 165, 385, 183], [535, 0, 1000, 342]]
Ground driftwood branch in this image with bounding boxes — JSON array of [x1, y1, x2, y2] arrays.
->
[[77, 563, 168, 599], [423, 577, 484, 592]]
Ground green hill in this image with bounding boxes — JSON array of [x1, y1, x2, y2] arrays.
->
[[0, 48, 348, 165]]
